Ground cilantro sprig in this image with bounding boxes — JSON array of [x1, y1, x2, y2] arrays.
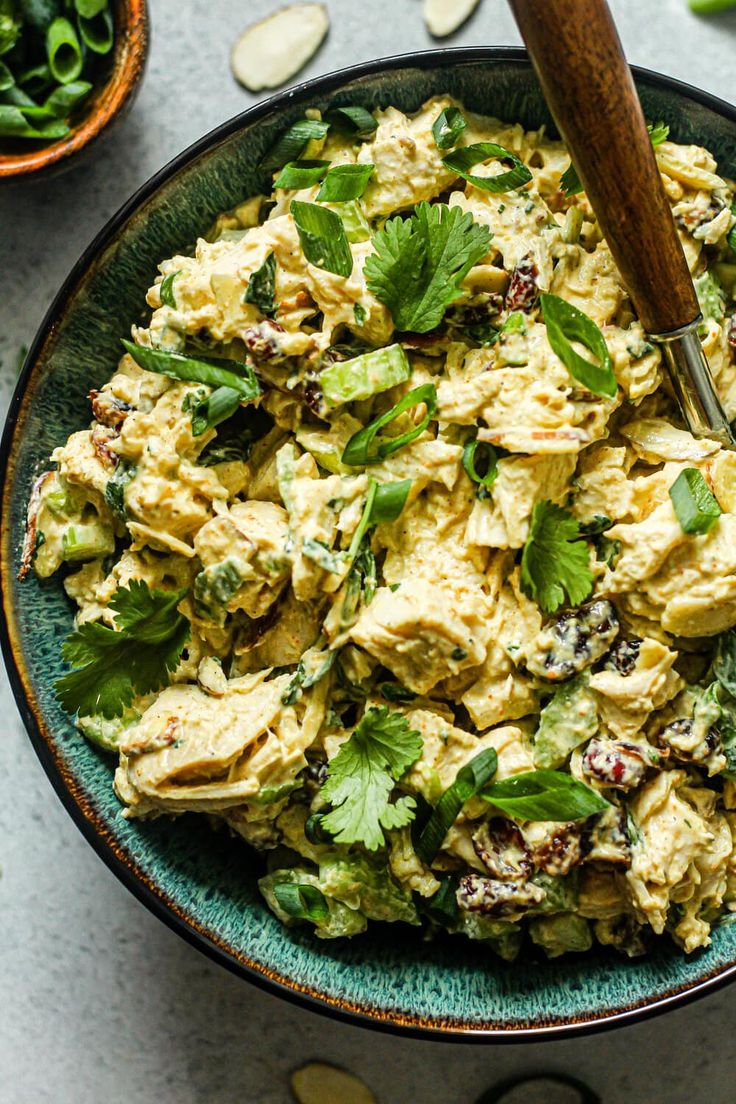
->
[[520, 501, 594, 615], [364, 201, 491, 333], [55, 580, 190, 719], [321, 706, 423, 850]]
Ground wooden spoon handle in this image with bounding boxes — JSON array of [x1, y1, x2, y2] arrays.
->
[[509, 0, 699, 335]]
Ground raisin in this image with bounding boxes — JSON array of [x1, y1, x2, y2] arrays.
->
[[243, 319, 287, 362], [89, 389, 132, 428], [457, 873, 546, 917], [527, 599, 619, 681], [531, 824, 583, 877], [605, 637, 642, 676], [728, 315, 736, 351], [505, 254, 539, 312], [582, 806, 632, 866], [581, 738, 648, 791], [472, 819, 533, 881]]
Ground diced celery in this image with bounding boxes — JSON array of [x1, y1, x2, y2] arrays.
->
[[331, 200, 370, 243], [320, 344, 411, 407], [61, 522, 115, 562], [694, 270, 725, 327], [45, 488, 72, 517], [193, 558, 244, 624], [529, 913, 592, 957]]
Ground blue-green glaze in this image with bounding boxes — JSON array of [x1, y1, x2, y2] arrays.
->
[[3, 49, 736, 1039]]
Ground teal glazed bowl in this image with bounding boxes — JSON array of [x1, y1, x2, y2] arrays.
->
[[4, 48, 736, 1040]]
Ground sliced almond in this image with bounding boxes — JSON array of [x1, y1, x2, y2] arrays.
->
[[231, 3, 329, 92], [423, 0, 482, 38], [291, 1062, 376, 1104]]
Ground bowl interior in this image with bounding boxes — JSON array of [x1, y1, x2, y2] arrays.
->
[[4, 50, 736, 1038]]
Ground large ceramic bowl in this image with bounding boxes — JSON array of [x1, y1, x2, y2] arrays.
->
[[4, 47, 736, 1040]]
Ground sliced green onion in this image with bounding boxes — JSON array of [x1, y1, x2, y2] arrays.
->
[[20, 0, 61, 30], [347, 478, 411, 562], [274, 159, 330, 190], [688, 0, 736, 13], [669, 467, 722, 534], [190, 386, 242, 436], [272, 882, 329, 922], [301, 538, 346, 574], [291, 200, 353, 277], [282, 649, 337, 705], [0, 103, 68, 138], [462, 439, 499, 489], [244, 251, 277, 317], [46, 17, 83, 84], [432, 105, 466, 150], [480, 769, 609, 821], [0, 59, 13, 91], [442, 142, 532, 194], [260, 118, 330, 172], [316, 162, 374, 203], [104, 461, 136, 522], [121, 340, 261, 402], [377, 682, 416, 703], [304, 813, 333, 844], [41, 78, 92, 117], [74, 0, 108, 17], [728, 200, 736, 257], [415, 749, 499, 865], [61, 523, 114, 562], [18, 64, 53, 99], [324, 105, 377, 137], [76, 4, 113, 55], [320, 343, 411, 407], [560, 161, 583, 197], [159, 269, 180, 309], [342, 383, 437, 466], [353, 303, 367, 326], [647, 120, 670, 146], [540, 293, 617, 398], [424, 875, 459, 924]]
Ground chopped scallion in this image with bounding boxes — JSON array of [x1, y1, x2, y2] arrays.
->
[[316, 162, 374, 202], [274, 159, 330, 190], [442, 142, 532, 193], [480, 770, 609, 821], [291, 200, 353, 277], [432, 105, 466, 150], [272, 882, 329, 922], [669, 467, 722, 534], [415, 749, 499, 864], [540, 293, 617, 398], [342, 383, 437, 465]]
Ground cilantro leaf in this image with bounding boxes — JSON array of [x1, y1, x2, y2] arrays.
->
[[520, 501, 594, 615], [320, 706, 423, 849], [55, 581, 190, 719], [364, 201, 491, 333]]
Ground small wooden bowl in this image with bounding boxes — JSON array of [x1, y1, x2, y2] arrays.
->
[[0, 0, 149, 182]]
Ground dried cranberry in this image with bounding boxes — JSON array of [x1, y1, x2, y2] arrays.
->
[[242, 319, 286, 362], [728, 315, 736, 351], [581, 739, 648, 791], [527, 599, 619, 681], [89, 389, 132, 428], [505, 254, 539, 313], [472, 819, 533, 881], [457, 873, 546, 917], [531, 824, 583, 877], [605, 637, 642, 676]]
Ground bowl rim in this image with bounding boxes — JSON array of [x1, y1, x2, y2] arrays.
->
[[0, 0, 149, 180], [4, 44, 736, 1041]]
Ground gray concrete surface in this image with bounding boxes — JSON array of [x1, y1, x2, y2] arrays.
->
[[3, 1, 736, 1101]]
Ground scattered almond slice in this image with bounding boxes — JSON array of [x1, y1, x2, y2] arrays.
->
[[291, 1062, 376, 1104], [231, 3, 329, 92], [423, 0, 482, 38]]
